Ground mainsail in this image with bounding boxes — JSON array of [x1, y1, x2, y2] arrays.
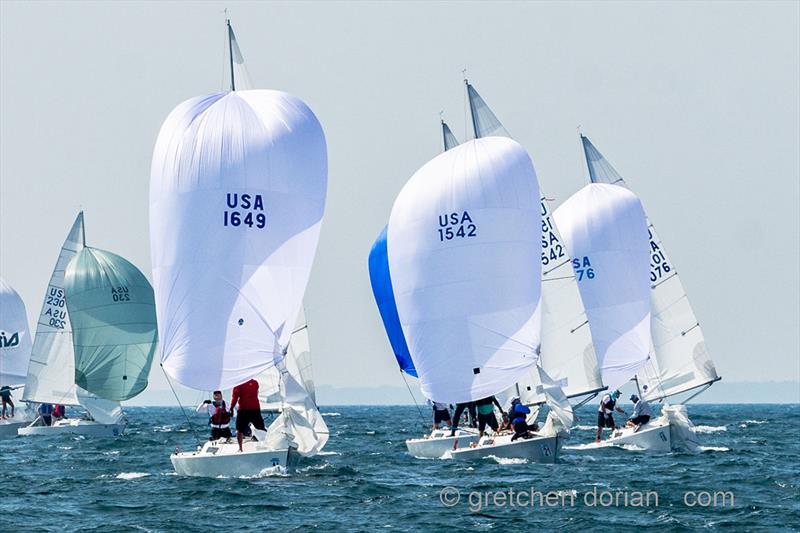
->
[[465, 80, 510, 138], [580, 135, 720, 400], [387, 136, 542, 403], [441, 119, 460, 151], [150, 90, 327, 391], [466, 81, 603, 401], [553, 183, 652, 392], [0, 278, 33, 387], [22, 213, 84, 406], [64, 247, 158, 401], [368, 226, 416, 377]]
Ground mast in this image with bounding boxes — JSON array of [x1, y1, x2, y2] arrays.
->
[[80, 211, 86, 247], [227, 18, 235, 92]]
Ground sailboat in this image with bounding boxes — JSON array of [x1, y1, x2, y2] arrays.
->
[[0, 279, 36, 438], [368, 120, 480, 459], [153, 18, 328, 477], [463, 81, 605, 412], [19, 212, 156, 437], [578, 135, 718, 451], [552, 183, 673, 450], [383, 105, 567, 461]]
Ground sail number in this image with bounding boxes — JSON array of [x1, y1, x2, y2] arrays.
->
[[649, 227, 672, 282], [438, 211, 476, 241], [541, 201, 565, 266], [572, 256, 595, 281], [224, 193, 266, 229], [111, 286, 130, 302], [43, 286, 67, 329]]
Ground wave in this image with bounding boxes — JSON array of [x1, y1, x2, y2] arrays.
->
[[317, 450, 340, 456], [698, 446, 730, 452], [694, 425, 727, 433], [572, 425, 595, 431], [487, 455, 528, 465], [116, 472, 150, 480], [321, 412, 341, 417], [743, 419, 768, 425]]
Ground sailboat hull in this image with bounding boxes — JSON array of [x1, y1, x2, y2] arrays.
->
[[590, 420, 672, 452], [449, 434, 560, 463], [406, 429, 480, 459], [171, 439, 299, 477], [0, 420, 27, 440], [17, 418, 125, 437]]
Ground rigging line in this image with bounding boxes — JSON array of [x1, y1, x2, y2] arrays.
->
[[160, 364, 202, 443], [400, 370, 427, 429]]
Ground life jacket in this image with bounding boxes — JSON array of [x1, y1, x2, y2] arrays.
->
[[210, 401, 230, 426], [53, 405, 64, 417]]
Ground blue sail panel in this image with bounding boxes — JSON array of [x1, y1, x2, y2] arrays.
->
[[581, 135, 626, 185], [368, 226, 417, 377]]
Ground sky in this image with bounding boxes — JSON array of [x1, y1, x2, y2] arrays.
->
[[1, 1, 798, 405]]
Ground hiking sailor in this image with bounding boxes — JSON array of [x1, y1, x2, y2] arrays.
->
[[596, 390, 625, 442]]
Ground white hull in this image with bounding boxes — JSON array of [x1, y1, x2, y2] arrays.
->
[[405, 428, 480, 459], [591, 420, 671, 452], [17, 418, 125, 437], [450, 433, 560, 463], [171, 438, 299, 477], [0, 420, 27, 439]]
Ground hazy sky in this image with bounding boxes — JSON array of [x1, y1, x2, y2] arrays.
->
[[1, 1, 798, 404]]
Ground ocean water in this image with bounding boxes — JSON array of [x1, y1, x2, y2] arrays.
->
[[1, 404, 798, 532]]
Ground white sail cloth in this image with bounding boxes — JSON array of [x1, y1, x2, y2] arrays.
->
[[259, 356, 328, 456], [387, 137, 542, 403], [76, 387, 123, 425], [553, 184, 651, 392], [465, 82, 602, 401], [150, 90, 327, 391], [581, 135, 718, 400], [539, 198, 603, 400], [23, 213, 84, 406], [0, 278, 33, 387]]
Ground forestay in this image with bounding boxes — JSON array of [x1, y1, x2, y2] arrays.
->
[[64, 247, 158, 401], [553, 183, 651, 392], [387, 136, 542, 403], [368, 226, 416, 377], [0, 278, 33, 387], [581, 135, 719, 400], [23, 213, 84, 406], [150, 90, 327, 391]]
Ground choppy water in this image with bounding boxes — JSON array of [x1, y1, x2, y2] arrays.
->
[[1, 404, 798, 531]]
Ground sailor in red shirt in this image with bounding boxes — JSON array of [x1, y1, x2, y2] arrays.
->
[[230, 379, 265, 452]]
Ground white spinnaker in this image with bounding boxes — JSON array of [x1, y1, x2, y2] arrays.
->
[[0, 278, 33, 387], [466, 82, 601, 402], [387, 136, 542, 404], [22, 213, 84, 406], [580, 135, 718, 400], [539, 198, 603, 400], [150, 90, 327, 391], [553, 184, 651, 392]]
